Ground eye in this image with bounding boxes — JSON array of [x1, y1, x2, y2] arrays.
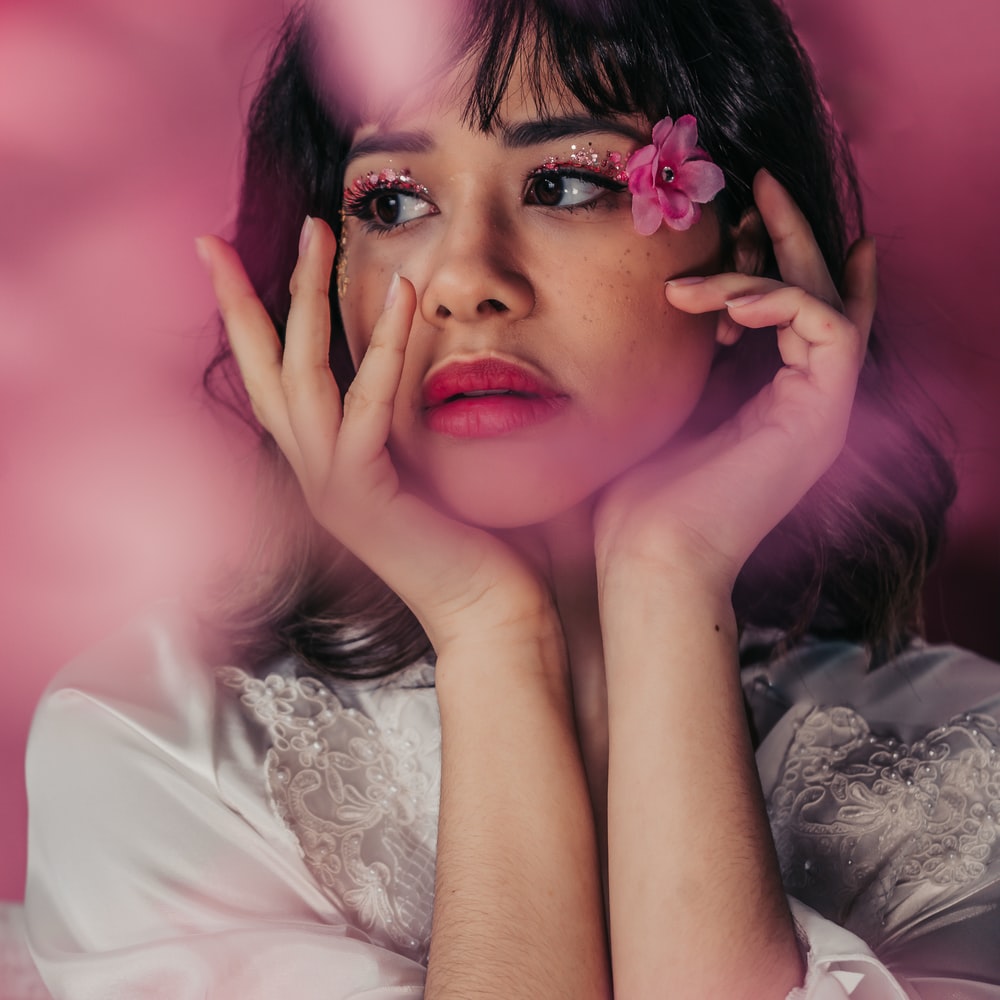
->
[[342, 170, 437, 234], [525, 169, 625, 210], [366, 190, 435, 228]]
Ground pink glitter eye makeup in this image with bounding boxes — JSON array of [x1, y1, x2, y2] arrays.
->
[[342, 167, 436, 233], [525, 144, 630, 210], [540, 143, 630, 183]]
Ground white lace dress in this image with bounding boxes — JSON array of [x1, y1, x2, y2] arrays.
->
[[24, 607, 1000, 999]]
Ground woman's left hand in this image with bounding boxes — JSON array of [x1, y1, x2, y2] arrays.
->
[[594, 169, 876, 593], [598, 171, 876, 999]]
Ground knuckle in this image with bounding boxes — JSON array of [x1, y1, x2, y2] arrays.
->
[[289, 275, 332, 302], [342, 383, 372, 418]]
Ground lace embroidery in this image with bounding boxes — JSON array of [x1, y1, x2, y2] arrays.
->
[[218, 667, 439, 962], [769, 707, 1000, 944]]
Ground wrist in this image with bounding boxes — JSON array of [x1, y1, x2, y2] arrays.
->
[[433, 606, 570, 703], [597, 544, 736, 618], [595, 512, 742, 599], [598, 559, 739, 693]]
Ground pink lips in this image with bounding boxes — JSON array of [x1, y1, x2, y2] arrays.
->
[[422, 358, 567, 438]]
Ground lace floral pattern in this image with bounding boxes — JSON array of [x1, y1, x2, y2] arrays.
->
[[768, 707, 1000, 945], [218, 667, 440, 962]]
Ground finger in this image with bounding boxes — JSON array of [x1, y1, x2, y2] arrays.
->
[[715, 311, 744, 346], [840, 236, 877, 353], [196, 234, 302, 468], [335, 273, 416, 475], [665, 273, 785, 314], [725, 286, 863, 395], [753, 169, 842, 310], [283, 216, 343, 486], [666, 274, 784, 346]]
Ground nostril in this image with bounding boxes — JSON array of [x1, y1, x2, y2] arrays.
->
[[479, 298, 508, 314], [436, 305, 452, 319]]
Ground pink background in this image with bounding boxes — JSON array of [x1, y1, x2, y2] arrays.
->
[[1, 0, 998, 900]]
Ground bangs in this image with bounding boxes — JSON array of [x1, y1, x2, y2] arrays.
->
[[307, 0, 697, 134], [457, 0, 685, 130]]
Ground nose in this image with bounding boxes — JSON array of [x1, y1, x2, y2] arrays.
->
[[419, 210, 535, 325]]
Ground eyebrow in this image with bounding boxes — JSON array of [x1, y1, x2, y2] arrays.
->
[[343, 114, 647, 170], [501, 114, 648, 148], [343, 130, 435, 171]]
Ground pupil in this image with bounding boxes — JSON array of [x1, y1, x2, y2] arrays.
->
[[535, 175, 562, 207], [374, 193, 399, 224]]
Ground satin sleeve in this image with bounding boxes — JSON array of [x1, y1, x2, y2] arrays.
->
[[24, 609, 427, 1000], [788, 895, 1000, 1000], [747, 638, 1000, 1000]]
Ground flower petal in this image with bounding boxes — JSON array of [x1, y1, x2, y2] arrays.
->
[[626, 145, 657, 194], [657, 187, 698, 231], [659, 114, 699, 163], [650, 116, 676, 148], [676, 159, 726, 203], [632, 196, 664, 236], [657, 186, 690, 219], [666, 204, 700, 231]]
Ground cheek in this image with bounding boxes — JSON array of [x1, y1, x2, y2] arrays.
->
[[601, 306, 717, 443], [339, 243, 396, 369]]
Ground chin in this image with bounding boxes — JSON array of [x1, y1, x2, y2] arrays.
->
[[404, 448, 597, 529], [433, 473, 589, 530], [394, 428, 662, 530]]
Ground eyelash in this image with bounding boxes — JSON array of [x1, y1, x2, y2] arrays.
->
[[523, 166, 628, 211], [342, 169, 435, 236], [341, 163, 630, 235]]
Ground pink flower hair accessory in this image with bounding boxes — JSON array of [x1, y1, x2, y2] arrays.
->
[[626, 115, 725, 235]]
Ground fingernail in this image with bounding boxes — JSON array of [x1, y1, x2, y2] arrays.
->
[[384, 272, 400, 310], [725, 293, 763, 308], [666, 275, 706, 286], [298, 215, 314, 257]]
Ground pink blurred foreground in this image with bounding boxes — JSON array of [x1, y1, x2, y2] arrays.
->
[[1, 0, 998, 902]]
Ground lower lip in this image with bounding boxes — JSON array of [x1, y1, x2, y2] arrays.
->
[[425, 394, 567, 438]]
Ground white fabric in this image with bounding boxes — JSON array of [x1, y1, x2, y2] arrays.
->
[[0, 903, 52, 999], [24, 607, 1000, 998]]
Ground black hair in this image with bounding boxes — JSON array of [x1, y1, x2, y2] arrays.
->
[[205, 0, 955, 676]]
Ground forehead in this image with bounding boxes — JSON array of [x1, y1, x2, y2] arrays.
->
[[345, 52, 648, 157]]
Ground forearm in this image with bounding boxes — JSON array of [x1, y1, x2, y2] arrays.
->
[[601, 562, 802, 1000], [426, 629, 611, 1000]]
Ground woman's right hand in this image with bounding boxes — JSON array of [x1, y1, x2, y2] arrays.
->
[[198, 217, 606, 1000], [197, 217, 558, 661]]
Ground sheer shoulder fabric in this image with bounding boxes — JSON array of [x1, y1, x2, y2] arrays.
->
[[25, 606, 428, 1000], [747, 637, 1000, 998]]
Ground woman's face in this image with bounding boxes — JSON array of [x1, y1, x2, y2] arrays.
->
[[338, 69, 723, 529]]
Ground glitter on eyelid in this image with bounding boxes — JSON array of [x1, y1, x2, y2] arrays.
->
[[342, 167, 429, 213], [537, 143, 630, 183]]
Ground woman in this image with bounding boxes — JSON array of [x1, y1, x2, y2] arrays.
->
[[26, 1, 1000, 997]]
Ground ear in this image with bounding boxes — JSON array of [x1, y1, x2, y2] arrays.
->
[[716, 207, 768, 346]]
